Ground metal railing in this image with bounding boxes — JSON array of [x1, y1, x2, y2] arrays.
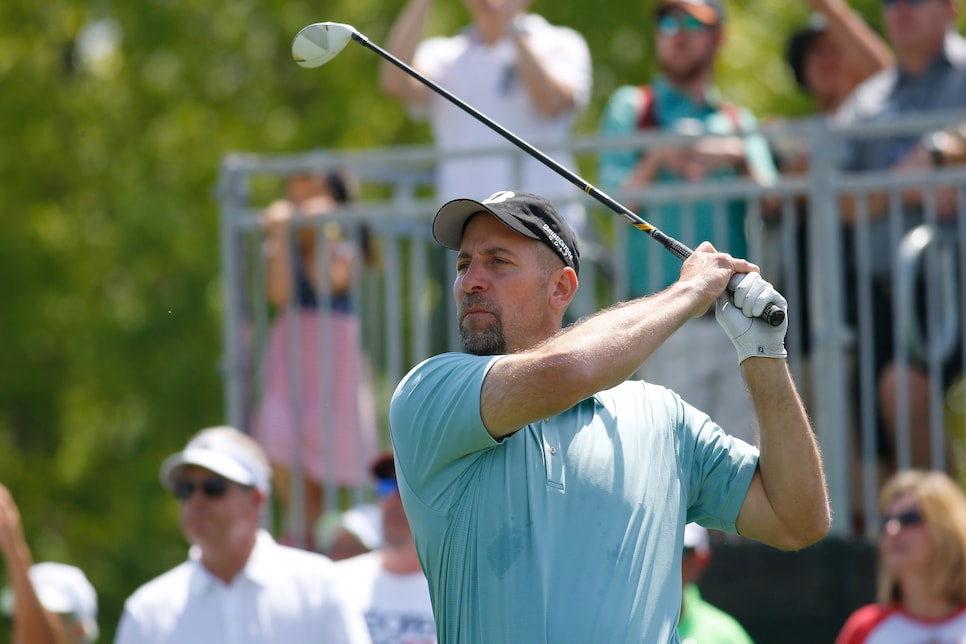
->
[[217, 109, 966, 542]]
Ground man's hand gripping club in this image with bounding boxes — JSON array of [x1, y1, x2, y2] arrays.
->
[[717, 272, 789, 364], [679, 242, 788, 364]]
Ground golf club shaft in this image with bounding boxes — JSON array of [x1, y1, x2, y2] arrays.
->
[[351, 31, 784, 327]]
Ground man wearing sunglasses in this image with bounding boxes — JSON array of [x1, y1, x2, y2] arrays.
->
[[597, 0, 779, 447], [114, 426, 372, 644], [335, 452, 437, 644]]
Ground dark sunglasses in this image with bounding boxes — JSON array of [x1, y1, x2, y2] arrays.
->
[[172, 476, 231, 501], [879, 509, 925, 532], [656, 12, 711, 35], [375, 477, 399, 499], [882, 0, 936, 6]]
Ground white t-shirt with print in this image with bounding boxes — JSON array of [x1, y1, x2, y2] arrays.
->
[[335, 551, 437, 644]]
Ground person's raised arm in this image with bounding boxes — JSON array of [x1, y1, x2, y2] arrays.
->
[[480, 243, 745, 437], [262, 200, 298, 308], [808, 0, 893, 88], [509, 18, 580, 117], [0, 485, 65, 644], [379, 0, 434, 106]]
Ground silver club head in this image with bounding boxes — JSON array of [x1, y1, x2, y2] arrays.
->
[[292, 22, 358, 68]]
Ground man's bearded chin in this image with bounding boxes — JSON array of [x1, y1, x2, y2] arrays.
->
[[460, 317, 506, 355]]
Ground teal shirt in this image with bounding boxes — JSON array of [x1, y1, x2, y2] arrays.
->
[[597, 78, 777, 296], [678, 583, 754, 643], [389, 352, 759, 643]]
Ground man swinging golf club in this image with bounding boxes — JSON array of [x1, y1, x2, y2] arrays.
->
[[389, 189, 829, 642]]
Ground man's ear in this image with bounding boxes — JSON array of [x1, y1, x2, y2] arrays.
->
[[712, 25, 725, 48], [549, 267, 578, 311], [252, 487, 269, 511]]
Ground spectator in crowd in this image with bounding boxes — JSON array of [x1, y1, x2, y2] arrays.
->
[[678, 523, 753, 643], [836, 469, 966, 643], [834, 0, 966, 472], [379, 0, 593, 234], [336, 452, 436, 644], [0, 484, 98, 644], [597, 0, 779, 445], [316, 503, 383, 562], [114, 425, 371, 644], [786, 0, 893, 123], [251, 170, 380, 548], [389, 189, 829, 641]]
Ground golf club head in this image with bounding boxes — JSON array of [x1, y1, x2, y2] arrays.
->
[[292, 22, 357, 68]]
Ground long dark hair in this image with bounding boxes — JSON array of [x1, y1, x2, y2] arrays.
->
[[325, 169, 379, 269]]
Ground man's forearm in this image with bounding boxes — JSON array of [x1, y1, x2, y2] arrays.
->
[[744, 358, 830, 546], [481, 283, 705, 437], [626, 152, 662, 189]]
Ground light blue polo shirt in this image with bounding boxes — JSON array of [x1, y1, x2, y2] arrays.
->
[[389, 352, 759, 643], [597, 78, 778, 296]]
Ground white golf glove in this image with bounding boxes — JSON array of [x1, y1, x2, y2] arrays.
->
[[715, 273, 788, 364]]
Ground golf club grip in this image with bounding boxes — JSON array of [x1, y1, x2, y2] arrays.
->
[[760, 303, 786, 326], [654, 231, 692, 263]]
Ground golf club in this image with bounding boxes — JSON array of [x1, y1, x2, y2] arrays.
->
[[291, 22, 785, 327]]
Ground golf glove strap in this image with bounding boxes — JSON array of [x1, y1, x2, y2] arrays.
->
[[715, 273, 788, 364]]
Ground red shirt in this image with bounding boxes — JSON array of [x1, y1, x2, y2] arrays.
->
[[836, 603, 966, 644]]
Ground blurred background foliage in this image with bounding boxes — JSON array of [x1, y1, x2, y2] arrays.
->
[[0, 0, 887, 639]]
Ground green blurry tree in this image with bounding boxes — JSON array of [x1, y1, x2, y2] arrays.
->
[[0, 0, 887, 640]]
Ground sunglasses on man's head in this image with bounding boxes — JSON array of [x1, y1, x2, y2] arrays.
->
[[172, 476, 232, 501], [656, 12, 711, 35], [879, 509, 925, 532]]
